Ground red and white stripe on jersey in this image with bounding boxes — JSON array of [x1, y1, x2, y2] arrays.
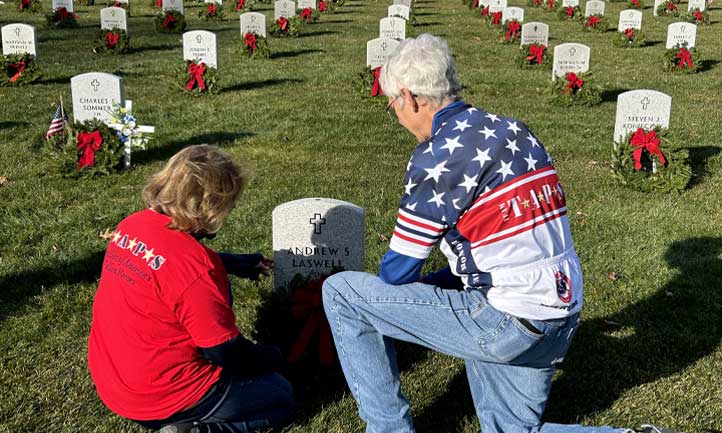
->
[[456, 167, 567, 249], [389, 208, 446, 259]]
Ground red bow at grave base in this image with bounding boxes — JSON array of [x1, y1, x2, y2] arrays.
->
[[694, 10, 703, 21], [667, 2, 677, 11], [491, 11, 502, 25], [19, 0, 31, 10], [244, 32, 257, 51], [163, 13, 176, 28], [76, 130, 103, 170], [113, 1, 122, 7], [7, 60, 26, 83], [106, 32, 120, 49], [565, 6, 574, 17], [505, 21, 521, 41], [624, 28, 635, 39], [55, 7, 70, 22], [235, 0, 245, 10], [676, 47, 693, 69], [563, 72, 584, 95], [481, 6, 489, 16], [631, 0, 640, 7], [546, 0, 555, 10], [319, 1, 327, 11], [156, 0, 161, 7], [207, 3, 217, 14], [471, 0, 479, 8], [186, 62, 206, 91], [300, 7, 312, 22], [288, 276, 335, 365], [526, 44, 546, 65], [585, 16, 600, 27], [631, 128, 666, 171], [277, 17, 289, 31], [370, 66, 383, 97]]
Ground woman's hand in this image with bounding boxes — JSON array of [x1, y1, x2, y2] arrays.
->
[[255, 256, 274, 278]]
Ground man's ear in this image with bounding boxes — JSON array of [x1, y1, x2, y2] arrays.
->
[[400, 88, 418, 111]]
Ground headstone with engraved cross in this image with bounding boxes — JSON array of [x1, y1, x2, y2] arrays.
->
[[388, 4, 410, 20], [613, 90, 671, 143], [666, 22, 696, 49], [379, 17, 406, 40], [520, 22, 549, 46], [71, 72, 125, 124], [552, 43, 590, 80], [162, 0, 184, 14], [618, 9, 642, 32], [240, 12, 267, 38], [562, 0, 578, 7], [274, 0, 296, 19], [584, 0, 605, 17], [1, 24, 38, 58], [272, 198, 365, 291], [100, 7, 128, 32], [367, 37, 400, 69], [297, 0, 316, 10], [488, 0, 507, 13], [688, 0, 706, 12], [502, 7, 524, 23], [183, 30, 217, 69]]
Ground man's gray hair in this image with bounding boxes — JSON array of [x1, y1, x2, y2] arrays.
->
[[379, 34, 462, 107]]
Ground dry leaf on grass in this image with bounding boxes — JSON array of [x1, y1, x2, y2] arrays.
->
[[607, 271, 620, 281], [0, 176, 9, 187], [377, 233, 389, 242]]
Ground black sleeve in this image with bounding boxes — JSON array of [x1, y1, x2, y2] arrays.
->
[[421, 266, 465, 291], [218, 252, 264, 280], [200, 334, 284, 375]]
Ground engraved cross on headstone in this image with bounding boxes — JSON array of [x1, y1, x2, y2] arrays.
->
[[641, 97, 650, 110], [250, 15, 256, 21], [681, 25, 686, 32], [111, 9, 116, 16], [14, 28, 21, 37], [533, 25, 538, 32], [309, 213, 326, 234], [196, 35, 203, 44], [91, 79, 100, 91], [381, 41, 388, 50], [569, 47, 576, 57]]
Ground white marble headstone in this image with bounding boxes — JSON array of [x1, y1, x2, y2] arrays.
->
[[584, 0, 605, 17], [488, 0, 506, 13], [379, 17, 406, 40], [618, 9, 643, 31], [688, 0, 705, 11], [240, 12, 267, 38], [393, 0, 411, 6], [183, 30, 218, 69], [613, 90, 671, 143], [562, 0, 579, 7], [666, 22, 697, 49], [52, 0, 73, 12], [552, 43, 590, 80], [1, 24, 37, 58], [366, 37, 400, 69], [274, 0, 296, 19], [502, 7, 524, 23], [521, 22, 549, 46], [100, 7, 128, 32], [653, 0, 663, 16], [272, 198, 365, 291], [297, 0, 316, 10], [162, 0, 184, 13], [71, 72, 124, 124], [388, 4, 410, 20], [205, 0, 222, 5]]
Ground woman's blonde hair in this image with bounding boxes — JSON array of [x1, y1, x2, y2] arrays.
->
[[142, 145, 249, 235]]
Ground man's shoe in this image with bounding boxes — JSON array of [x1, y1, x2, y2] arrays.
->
[[158, 422, 205, 433], [637, 424, 685, 433]]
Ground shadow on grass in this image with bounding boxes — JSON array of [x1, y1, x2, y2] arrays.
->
[[126, 43, 179, 54], [0, 251, 105, 323], [322, 19, 355, 24], [414, 21, 442, 27], [0, 121, 32, 129], [600, 88, 631, 103], [685, 145, 722, 189], [134, 132, 254, 165], [37, 76, 74, 85], [297, 30, 339, 38], [644, 40, 664, 47], [270, 49, 325, 59], [328, 10, 357, 15], [221, 78, 303, 93], [700, 59, 721, 72]]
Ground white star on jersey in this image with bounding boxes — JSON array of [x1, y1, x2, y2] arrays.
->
[[406, 202, 417, 211], [524, 153, 538, 171], [441, 136, 464, 155], [404, 178, 417, 195], [480, 126, 497, 140], [423, 142, 434, 155], [505, 138, 520, 155], [424, 161, 450, 183], [507, 121, 522, 135], [452, 198, 461, 210], [458, 174, 478, 193], [496, 160, 515, 180], [485, 113, 500, 123], [473, 148, 492, 168], [467, 107, 478, 115], [527, 133, 540, 147], [453, 119, 472, 132], [428, 190, 445, 208]]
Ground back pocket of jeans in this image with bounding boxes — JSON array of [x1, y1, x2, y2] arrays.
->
[[478, 315, 544, 363]]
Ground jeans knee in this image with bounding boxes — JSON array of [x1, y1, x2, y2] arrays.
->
[[322, 271, 362, 301]]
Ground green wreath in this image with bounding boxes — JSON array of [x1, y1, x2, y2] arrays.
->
[[155, 10, 187, 33], [542, 0, 560, 12], [486, 10, 504, 27], [663, 44, 701, 73], [517, 43, 550, 68], [499, 19, 522, 44], [582, 14, 609, 32], [93, 29, 130, 55], [628, 0, 644, 8], [558, 5, 582, 21], [46, 7, 79, 28], [611, 128, 691, 193], [176, 59, 219, 95], [527, 0, 544, 7], [241, 32, 271, 59], [613, 28, 648, 48], [76, 0, 95, 5], [298, 7, 321, 24], [270, 16, 302, 37], [683, 8, 710, 25], [329, 0, 344, 5], [199, 2, 225, 20], [546, 71, 602, 107], [107, 0, 131, 16], [656, 1, 680, 17], [18, 0, 43, 13], [233, 0, 256, 12], [43, 120, 126, 177], [356, 66, 386, 99], [0, 53, 42, 86]]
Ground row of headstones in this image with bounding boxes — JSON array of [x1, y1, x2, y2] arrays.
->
[[158, 0, 321, 20], [475, 0, 708, 16], [379, 0, 415, 41]]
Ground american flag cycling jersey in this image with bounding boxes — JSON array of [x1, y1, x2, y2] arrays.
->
[[388, 101, 583, 320]]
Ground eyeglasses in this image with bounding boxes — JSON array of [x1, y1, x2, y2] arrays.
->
[[386, 96, 400, 120]]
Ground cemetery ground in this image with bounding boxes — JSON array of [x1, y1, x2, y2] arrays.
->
[[1, 0, 722, 431]]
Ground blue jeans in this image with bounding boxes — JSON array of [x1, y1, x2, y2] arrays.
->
[[135, 371, 294, 433], [322, 271, 628, 433]]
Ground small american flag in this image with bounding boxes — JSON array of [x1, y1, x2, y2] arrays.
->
[[46, 103, 68, 139]]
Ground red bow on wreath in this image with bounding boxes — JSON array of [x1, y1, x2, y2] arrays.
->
[[19, 0, 31, 10], [491, 11, 502, 25], [624, 28, 635, 39], [244, 32, 257, 51], [207, 3, 217, 14], [371, 66, 384, 97], [630, 128, 666, 171], [563, 72, 584, 95], [277, 17, 289, 31], [546, 0, 555, 10], [694, 10, 704, 21], [481, 6, 489, 16], [631, 0, 640, 7], [676, 47, 694, 69], [288, 276, 335, 365], [155, 0, 161, 7], [106, 32, 120, 49], [7, 60, 26, 83], [55, 7, 70, 22], [471, 0, 479, 8], [526, 44, 546, 65], [163, 13, 176, 28], [585, 15, 600, 27], [319, 1, 327, 11], [186, 62, 206, 91], [76, 130, 103, 170], [113, 1, 122, 7], [235, 0, 245, 10], [300, 7, 312, 22], [565, 6, 574, 17], [505, 21, 521, 41], [667, 2, 677, 11]]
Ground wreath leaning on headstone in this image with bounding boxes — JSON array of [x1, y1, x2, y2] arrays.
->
[[234, 0, 256, 12], [582, 14, 609, 32], [356, 66, 387, 99], [0, 53, 42, 86], [298, 7, 321, 24], [199, 2, 224, 20], [155, 10, 187, 33], [176, 59, 219, 95], [628, 0, 644, 9], [558, 5, 583, 21], [546, 71, 602, 106], [241, 32, 271, 59], [18, 0, 43, 13], [613, 28, 648, 48], [656, 1, 680, 17], [270, 16, 302, 37], [527, 0, 544, 8], [47, 7, 79, 28], [517, 43, 550, 68], [93, 29, 130, 55], [683, 8, 710, 25], [611, 128, 691, 193], [486, 10, 504, 26], [542, 0, 560, 12], [663, 43, 701, 73], [500, 19, 522, 44]]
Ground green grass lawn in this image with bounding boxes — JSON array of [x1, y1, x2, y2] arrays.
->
[[1, 0, 722, 431]]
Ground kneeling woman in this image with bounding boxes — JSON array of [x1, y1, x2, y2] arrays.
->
[[88, 145, 293, 433]]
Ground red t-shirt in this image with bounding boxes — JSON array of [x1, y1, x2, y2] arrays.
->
[[88, 209, 240, 421]]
